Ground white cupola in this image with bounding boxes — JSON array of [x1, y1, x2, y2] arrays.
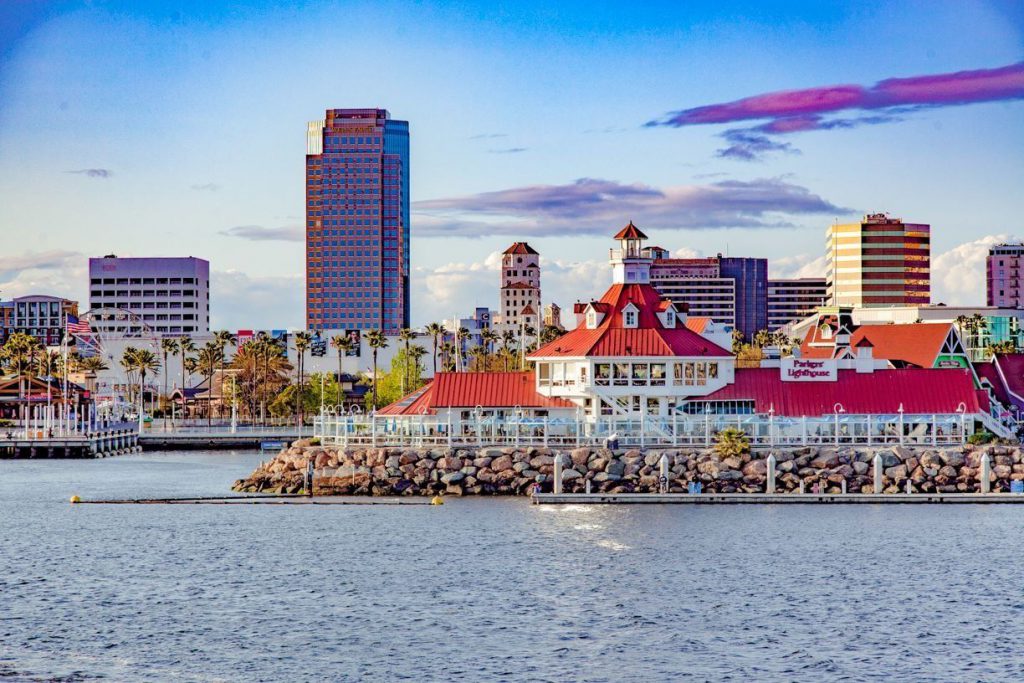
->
[[609, 221, 653, 285]]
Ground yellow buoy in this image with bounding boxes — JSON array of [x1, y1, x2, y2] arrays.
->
[[69, 495, 81, 504], [430, 495, 444, 506]]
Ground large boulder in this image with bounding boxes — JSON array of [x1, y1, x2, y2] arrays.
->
[[490, 455, 513, 472]]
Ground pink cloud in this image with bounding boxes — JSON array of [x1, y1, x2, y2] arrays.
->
[[650, 62, 1024, 128]]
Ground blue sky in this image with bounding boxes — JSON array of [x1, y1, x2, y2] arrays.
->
[[1, 0, 1022, 329]]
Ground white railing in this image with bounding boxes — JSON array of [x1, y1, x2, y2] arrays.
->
[[312, 410, 979, 449]]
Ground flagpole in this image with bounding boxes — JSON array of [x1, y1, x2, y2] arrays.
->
[[62, 322, 69, 436]]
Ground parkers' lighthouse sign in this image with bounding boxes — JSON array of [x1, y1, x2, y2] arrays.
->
[[781, 357, 837, 382]]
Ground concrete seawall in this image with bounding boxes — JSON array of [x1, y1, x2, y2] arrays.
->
[[232, 439, 1024, 496]]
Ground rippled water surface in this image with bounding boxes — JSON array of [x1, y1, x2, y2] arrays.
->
[[3, 450, 1024, 682]]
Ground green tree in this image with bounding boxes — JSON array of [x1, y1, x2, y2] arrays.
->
[[365, 329, 389, 409], [425, 322, 446, 375], [363, 347, 426, 410], [160, 337, 179, 412], [292, 331, 313, 426], [398, 328, 417, 393]]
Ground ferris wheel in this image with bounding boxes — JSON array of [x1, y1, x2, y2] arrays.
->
[[74, 308, 156, 360]]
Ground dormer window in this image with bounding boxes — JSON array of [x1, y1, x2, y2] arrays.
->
[[623, 303, 639, 329], [586, 310, 597, 329], [664, 309, 675, 328], [821, 324, 833, 340]]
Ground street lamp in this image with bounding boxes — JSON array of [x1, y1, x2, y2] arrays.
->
[[897, 402, 905, 446], [956, 401, 967, 442], [833, 402, 845, 446]]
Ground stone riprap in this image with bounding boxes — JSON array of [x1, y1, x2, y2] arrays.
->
[[232, 439, 1024, 496]]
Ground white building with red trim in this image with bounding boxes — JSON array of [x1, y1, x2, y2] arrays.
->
[[354, 224, 1012, 445]]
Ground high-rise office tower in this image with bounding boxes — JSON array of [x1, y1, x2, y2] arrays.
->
[[826, 213, 930, 308], [88, 256, 210, 335], [648, 252, 767, 341], [305, 108, 410, 332], [987, 244, 1024, 308], [767, 278, 828, 330]]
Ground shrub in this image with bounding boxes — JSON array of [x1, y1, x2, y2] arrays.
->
[[967, 431, 996, 445], [309, 437, 321, 446], [714, 427, 750, 458]]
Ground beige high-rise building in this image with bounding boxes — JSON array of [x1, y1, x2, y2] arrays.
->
[[826, 213, 930, 308], [499, 242, 541, 336]]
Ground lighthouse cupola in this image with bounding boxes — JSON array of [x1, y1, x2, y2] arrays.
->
[[609, 221, 653, 284]]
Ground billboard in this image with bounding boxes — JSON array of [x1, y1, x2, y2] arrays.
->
[[343, 329, 361, 356], [781, 357, 837, 382]]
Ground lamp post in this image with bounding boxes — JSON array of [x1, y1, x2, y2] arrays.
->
[[897, 402, 905, 446], [956, 401, 967, 443], [833, 402, 845, 447], [768, 403, 775, 448], [230, 374, 238, 435]]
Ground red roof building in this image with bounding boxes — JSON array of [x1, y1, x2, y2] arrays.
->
[[800, 317, 970, 370], [378, 372, 575, 416], [700, 367, 987, 417]]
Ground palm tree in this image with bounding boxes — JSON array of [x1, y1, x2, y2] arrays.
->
[[365, 329, 389, 409], [330, 334, 355, 384], [456, 327, 470, 372], [178, 336, 196, 390], [480, 328, 499, 371], [408, 344, 427, 388], [292, 331, 313, 427], [502, 330, 517, 371], [133, 349, 160, 423], [398, 328, 417, 393], [425, 322, 445, 376], [439, 341, 457, 372], [232, 339, 292, 420], [196, 342, 223, 427], [212, 331, 236, 419], [468, 345, 487, 372], [160, 337, 179, 414]]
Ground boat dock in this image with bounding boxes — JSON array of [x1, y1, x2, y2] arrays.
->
[[138, 430, 302, 451], [1, 427, 140, 459], [532, 492, 1024, 504], [72, 495, 432, 505]]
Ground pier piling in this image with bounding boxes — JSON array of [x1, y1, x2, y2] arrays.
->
[[874, 453, 883, 494], [981, 453, 991, 494], [766, 454, 777, 494]]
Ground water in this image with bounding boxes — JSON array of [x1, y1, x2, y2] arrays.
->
[[2, 451, 1024, 682]]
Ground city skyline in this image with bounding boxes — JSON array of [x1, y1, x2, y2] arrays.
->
[[1, 1, 1022, 329]]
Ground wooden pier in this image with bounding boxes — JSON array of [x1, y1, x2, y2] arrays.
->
[[532, 492, 1024, 505], [0, 427, 140, 459], [73, 495, 432, 505]]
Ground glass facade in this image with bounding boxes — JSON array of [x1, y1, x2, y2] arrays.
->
[[305, 109, 410, 333]]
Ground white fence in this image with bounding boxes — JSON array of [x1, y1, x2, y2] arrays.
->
[[313, 410, 979, 449]]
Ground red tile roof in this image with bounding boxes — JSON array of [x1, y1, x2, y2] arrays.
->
[[801, 323, 952, 368], [377, 372, 575, 415], [613, 221, 648, 240], [502, 281, 537, 290], [990, 353, 1024, 409], [685, 317, 713, 334], [975, 361, 1012, 408], [503, 242, 539, 255], [705, 367, 986, 416], [530, 283, 731, 358]]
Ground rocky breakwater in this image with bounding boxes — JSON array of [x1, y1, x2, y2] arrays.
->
[[232, 439, 1024, 496]]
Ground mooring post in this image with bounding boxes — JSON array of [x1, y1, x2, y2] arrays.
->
[[981, 453, 991, 494], [660, 454, 670, 493], [874, 453, 883, 494], [905, 479, 912, 495], [306, 460, 314, 497], [585, 479, 592, 494], [766, 454, 777, 494], [798, 480, 805, 495], [553, 454, 563, 495], [841, 479, 847, 495]]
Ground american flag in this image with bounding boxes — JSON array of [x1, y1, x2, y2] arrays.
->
[[66, 314, 91, 336]]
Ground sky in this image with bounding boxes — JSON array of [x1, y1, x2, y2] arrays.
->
[[0, 0, 1022, 330]]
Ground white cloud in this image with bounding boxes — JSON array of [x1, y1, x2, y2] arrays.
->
[[210, 270, 304, 330], [672, 247, 701, 258], [931, 233, 1018, 306], [411, 251, 611, 328], [0, 250, 87, 303], [769, 253, 828, 279]]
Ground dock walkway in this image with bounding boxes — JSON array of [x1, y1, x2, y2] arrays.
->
[[533, 492, 1024, 504]]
